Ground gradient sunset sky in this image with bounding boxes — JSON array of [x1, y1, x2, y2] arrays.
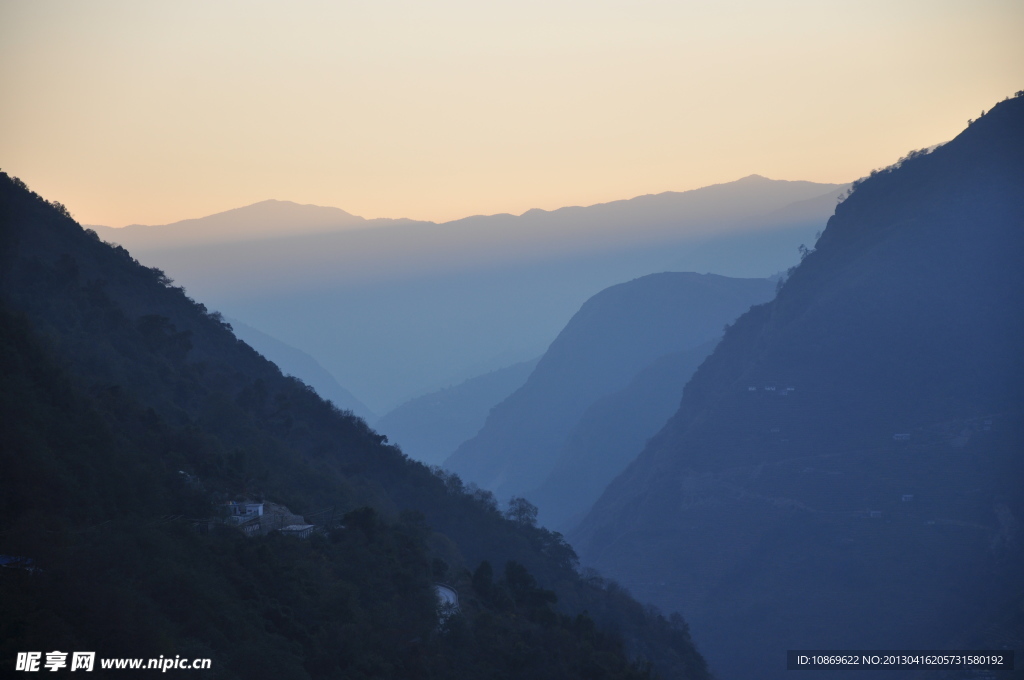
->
[[1, 0, 1021, 227]]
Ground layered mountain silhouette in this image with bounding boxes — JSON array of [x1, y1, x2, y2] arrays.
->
[[446, 273, 776, 509], [93, 177, 844, 412], [226, 317, 375, 422], [530, 339, 719, 531], [570, 95, 1024, 680], [89, 198, 415, 248], [0, 173, 710, 679], [376, 358, 539, 466]]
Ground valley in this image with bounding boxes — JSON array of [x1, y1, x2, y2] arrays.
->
[[2, 62, 1020, 678]]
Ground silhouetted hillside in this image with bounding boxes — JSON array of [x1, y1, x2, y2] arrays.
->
[[96, 177, 842, 411], [376, 358, 539, 465], [0, 173, 709, 680], [446, 273, 776, 502], [571, 94, 1024, 680]]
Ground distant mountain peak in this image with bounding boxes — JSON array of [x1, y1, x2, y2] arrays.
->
[[116, 198, 361, 230], [92, 197, 389, 250]]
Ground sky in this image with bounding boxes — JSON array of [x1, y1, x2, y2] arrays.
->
[[1, 0, 1021, 227]]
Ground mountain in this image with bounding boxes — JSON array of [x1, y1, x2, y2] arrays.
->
[[529, 339, 719, 532], [89, 198, 416, 249], [446, 273, 777, 503], [376, 358, 540, 466], [92, 177, 840, 259], [0, 173, 710, 679], [570, 95, 1024, 680], [93, 177, 844, 412], [226, 317, 375, 422]]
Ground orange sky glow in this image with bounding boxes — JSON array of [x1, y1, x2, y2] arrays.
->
[[1, 0, 1021, 227]]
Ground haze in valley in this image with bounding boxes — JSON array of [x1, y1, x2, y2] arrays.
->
[[2, 2, 1022, 679]]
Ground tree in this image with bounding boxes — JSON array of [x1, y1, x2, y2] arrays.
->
[[504, 496, 538, 527]]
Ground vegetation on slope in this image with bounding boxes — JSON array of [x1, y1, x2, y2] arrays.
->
[[571, 93, 1024, 680], [0, 172, 708, 680]]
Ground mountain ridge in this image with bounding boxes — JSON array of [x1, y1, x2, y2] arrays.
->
[[569, 94, 1024, 680], [376, 357, 540, 466], [226, 316, 376, 422], [0, 170, 710, 680], [87, 175, 843, 413], [529, 339, 720, 532], [445, 272, 776, 502], [88, 198, 421, 250], [88, 175, 842, 239]]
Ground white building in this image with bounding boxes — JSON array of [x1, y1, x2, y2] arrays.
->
[[281, 524, 315, 539]]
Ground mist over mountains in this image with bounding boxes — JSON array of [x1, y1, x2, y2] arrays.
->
[[529, 339, 720, 531], [93, 176, 844, 412], [5, 82, 1022, 680], [570, 95, 1024, 679], [446, 273, 777, 510], [225, 317, 376, 422], [376, 358, 540, 466], [0, 172, 710, 680]]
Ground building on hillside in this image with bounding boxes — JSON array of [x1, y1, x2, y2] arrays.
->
[[281, 524, 315, 539], [224, 500, 264, 517]]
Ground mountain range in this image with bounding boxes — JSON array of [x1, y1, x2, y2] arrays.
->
[[91, 176, 845, 412], [4, 90, 1019, 680], [446, 273, 777, 515], [529, 338, 720, 531], [570, 94, 1024, 680], [0, 171, 710, 679], [89, 199, 415, 249], [376, 358, 540, 466]]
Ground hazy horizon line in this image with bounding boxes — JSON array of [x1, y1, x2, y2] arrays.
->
[[85, 173, 848, 230]]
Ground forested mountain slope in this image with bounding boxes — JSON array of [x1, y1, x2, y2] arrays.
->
[[571, 94, 1024, 680], [0, 172, 708, 680]]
